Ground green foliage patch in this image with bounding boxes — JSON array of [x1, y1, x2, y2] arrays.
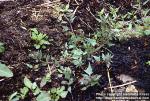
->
[[30, 28, 50, 49]]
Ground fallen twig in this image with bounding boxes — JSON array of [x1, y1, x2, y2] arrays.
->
[[0, 79, 5, 82], [79, 18, 94, 31], [107, 68, 116, 101], [107, 68, 113, 93], [104, 80, 137, 90]]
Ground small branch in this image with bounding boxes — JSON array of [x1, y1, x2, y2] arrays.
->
[[64, 15, 74, 33], [107, 68, 116, 101], [107, 68, 113, 93], [74, 0, 79, 5], [79, 18, 94, 31], [104, 80, 137, 90], [86, 6, 101, 23], [0, 79, 5, 82], [103, 47, 114, 56], [48, 64, 56, 75], [89, 44, 105, 55], [73, 6, 79, 15]]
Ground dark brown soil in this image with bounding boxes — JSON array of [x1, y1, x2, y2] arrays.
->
[[0, 0, 150, 101]]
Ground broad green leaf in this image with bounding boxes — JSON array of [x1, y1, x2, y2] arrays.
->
[[24, 77, 32, 89], [31, 33, 37, 40], [144, 30, 150, 35], [86, 38, 97, 46], [40, 73, 51, 87], [9, 97, 20, 101], [20, 87, 29, 99], [72, 49, 83, 56], [113, 29, 120, 32], [51, 88, 57, 93], [31, 28, 38, 34], [143, 16, 150, 24], [60, 91, 68, 98], [36, 92, 51, 101], [84, 62, 93, 76], [64, 68, 72, 80], [102, 53, 113, 63], [57, 86, 65, 94], [42, 45, 46, 49], [0, 63, 13, 77], [9, 92, 20, 101], [40, 76, 47, 88], [34, 44, 41, 49], [99, 8, 105, 16], [72, 58, 83, 66], [32, 82, 37, 90], [68, 44, 75, 49], [25, 63, 33, 69], [62, 26, 69, 32], [65, 4, 69, 10], [39, 40, 50, 45], [33, 87, 41, 96], [38, 33, 46, 40], [128, 23, 132, 30], [79, 76, 89, 85], [68, 87, 71, 93], [102, 53, 113, 67], [93, 55, 101, 61]]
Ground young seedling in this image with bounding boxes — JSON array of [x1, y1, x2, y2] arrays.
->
[[30, 28, 50, 49], [58, 66, 74, 93]]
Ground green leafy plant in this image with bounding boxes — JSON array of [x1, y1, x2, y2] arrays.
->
[[102, 53, 113, 68], [29, 50, 43, 62], [92, 55, 101, 62], [9, 77, 41, 101], [40, 65, 55, 87], [61, 34, 103, 67], [0, 62, 13, 77], [49, 86, 68, 101], [30, 28, 50, 49], [36, 91, 51, 101], [28, 50, 53, 71], [0, 42, 5, 53], [61, 35, 85, 67], [36, 86, 68, 101], [40, 73, 51, 88], [79, 63, 101, 90], [58, 66, 74, 93], [136, 17, 150, 36]]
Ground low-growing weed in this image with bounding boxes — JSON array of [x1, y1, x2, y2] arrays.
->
[[30, 28, 50, 49], [40, 64, 55, 87], [58, 66, 74, 93], [49, 86, 68, 101], [79, 63, 101, 90], [9, 77, 41, 101]]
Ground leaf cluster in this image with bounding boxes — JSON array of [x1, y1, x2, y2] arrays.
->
[[30, 28, 50, 49]]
